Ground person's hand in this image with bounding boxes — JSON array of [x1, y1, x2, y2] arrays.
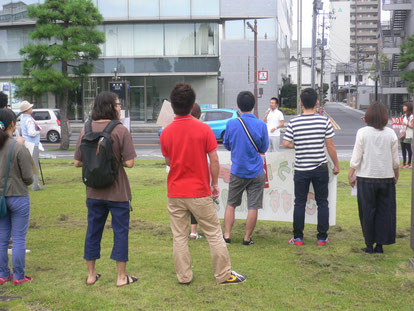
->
[[394, 176, 399, 184], [333, 165, 340, 175], [348, 174, 356, 187], [16, 137, 25, 144], [271, 128, 276, 133], [211, 184, 220, 198]]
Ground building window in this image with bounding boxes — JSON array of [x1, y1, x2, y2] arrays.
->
[[133, 24, 164, 56], [0, 26, 33, 60], [224, 20, 244, 40], [164, 23, 194, 56], [358, 75, 363, 82], [98, 0, 128, 19], [246, 18, 276, 40], [129, 0, 159, 18], [344, 75, 351, 82], [160, 0, 190, 17], [191, 0, 219, 17], [195, 23, 218, 55], [104, 25, 134, 56]]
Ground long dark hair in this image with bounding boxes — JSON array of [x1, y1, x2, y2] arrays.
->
[[365, 102, 388, 130], [0, 109, 17, 149], [403, 101, 413, 117], [91, 91, 119, 121]]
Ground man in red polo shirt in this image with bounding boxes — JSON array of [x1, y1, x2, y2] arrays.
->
[[160, 83, 246, 285]]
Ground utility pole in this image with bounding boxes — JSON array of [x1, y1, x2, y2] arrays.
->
[[354, 0, 359, 109], [247, 20, 258, 117], [297, 0, 302, 114], [311, 0, 319, 89], [375, 44, 379, 102], [319, 14, 326, 106]]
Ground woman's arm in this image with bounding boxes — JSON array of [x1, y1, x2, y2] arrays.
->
[[17, 146, 34, 185]]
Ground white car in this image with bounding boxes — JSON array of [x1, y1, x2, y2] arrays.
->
[[15, 109, 71, 143]]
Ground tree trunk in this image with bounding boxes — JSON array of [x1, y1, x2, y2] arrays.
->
[[59, 60, 70, 150]]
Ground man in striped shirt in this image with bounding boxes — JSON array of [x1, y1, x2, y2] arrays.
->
[[282, 88, 339, 246]]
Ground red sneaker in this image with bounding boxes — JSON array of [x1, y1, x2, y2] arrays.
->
[[288, 237, 303, 245], [317, 239, 329, 246], [13, 276, 34, 285], [0, 276, 12, 285]]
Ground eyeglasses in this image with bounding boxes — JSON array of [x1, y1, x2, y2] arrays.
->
[[115, 102, 121, 107]]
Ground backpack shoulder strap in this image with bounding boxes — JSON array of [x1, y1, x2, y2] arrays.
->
[[84, 119, 92, 134], [103, 120, 122, 134], [237, 117, 259, 152]]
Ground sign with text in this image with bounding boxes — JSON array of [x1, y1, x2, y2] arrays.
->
[[391, 117, 404, 130], [216, 150, 337, 225]]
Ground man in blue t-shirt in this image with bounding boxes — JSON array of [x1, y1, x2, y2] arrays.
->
[[223, 91, 269, 245]]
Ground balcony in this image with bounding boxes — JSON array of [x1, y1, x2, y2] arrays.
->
[[383, 0, 412, 11]]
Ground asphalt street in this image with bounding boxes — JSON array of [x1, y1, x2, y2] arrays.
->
[[39, 102, 372, 161]]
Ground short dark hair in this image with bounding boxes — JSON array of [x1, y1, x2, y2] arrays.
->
[[270, 97, 278, 104], [0, 92, 8, 109], [0, 109, 17, 149], [300, 88, 318, 109], [191, 103, 201, 119], [365, 102, 388, 130], [237, 91, 255, 112], [403, 101, 413, 117], [91, 91, 119, 121], [170, 83, 195, 116]]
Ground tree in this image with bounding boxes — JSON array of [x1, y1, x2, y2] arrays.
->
[[367, 53, 389, 83], [399, 35, 414, 93], [323, 83, 329, 100], [13, 0, 104, 150], [280, 83, 297, 109]]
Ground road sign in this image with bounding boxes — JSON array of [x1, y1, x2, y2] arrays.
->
[[258, 70, 269, 81]]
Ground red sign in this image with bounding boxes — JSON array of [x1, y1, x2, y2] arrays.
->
[[392, 117, 404, 130], [258, 70, 269, 81]]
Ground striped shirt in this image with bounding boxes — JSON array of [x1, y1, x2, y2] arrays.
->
[[284, 114, 335, 171]]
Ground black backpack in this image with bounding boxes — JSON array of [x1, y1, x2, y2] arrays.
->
[[80, 119, 121, 189]]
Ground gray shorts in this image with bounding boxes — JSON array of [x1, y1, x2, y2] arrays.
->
[[227, 172, 266, 210]]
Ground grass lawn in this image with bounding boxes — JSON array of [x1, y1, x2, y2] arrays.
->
[[1, 159, 413, 311]]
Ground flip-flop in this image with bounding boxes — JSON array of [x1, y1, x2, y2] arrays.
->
[[86, 273, 101, 286], [117, 275, 138, 288]]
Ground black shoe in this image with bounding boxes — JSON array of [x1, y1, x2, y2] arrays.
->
[[223, 235, 231, 244], [374, 244, 383, 254], [220, 271, 247, 285], [361, 246, 373, 254], [242, 238, 254, 245]]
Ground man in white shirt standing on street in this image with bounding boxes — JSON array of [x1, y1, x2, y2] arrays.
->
[[263, 97, 284, 152]]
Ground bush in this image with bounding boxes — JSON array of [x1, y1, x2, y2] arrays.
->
[[279, 107, 297, 115], [280, 84, 297, 108]]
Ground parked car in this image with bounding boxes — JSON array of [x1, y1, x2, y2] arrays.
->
[[15, 109, 71, 143], [158, 108, 240, 141]]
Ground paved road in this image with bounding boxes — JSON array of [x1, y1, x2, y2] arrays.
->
[[39, 102, 367, 160]]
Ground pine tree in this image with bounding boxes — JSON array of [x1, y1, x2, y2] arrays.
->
[[13, 0, 104, 150], [399, 35, 414, 93]]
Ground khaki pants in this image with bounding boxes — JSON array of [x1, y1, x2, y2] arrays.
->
[[167, 197, 231, 284]]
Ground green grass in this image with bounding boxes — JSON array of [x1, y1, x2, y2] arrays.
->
[[1, 160, 414, 311]]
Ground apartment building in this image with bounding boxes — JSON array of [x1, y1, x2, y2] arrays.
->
[[380, 0, 413, 114]]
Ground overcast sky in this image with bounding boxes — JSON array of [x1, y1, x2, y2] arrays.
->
[[292, 0, 390, 47]]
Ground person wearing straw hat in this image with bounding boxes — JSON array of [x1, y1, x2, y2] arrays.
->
[[19, 101, 43, 191]]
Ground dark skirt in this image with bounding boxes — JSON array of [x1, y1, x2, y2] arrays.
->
[[356, 177, 396, 246]]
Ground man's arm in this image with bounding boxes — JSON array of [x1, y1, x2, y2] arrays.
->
[[208, 150, 220, 198], [325, 138, 340, 175], [278, 120, 285, 129], [282, 139, 294, 149], [164, 157, 171, 167], [123, 159, 134, 168], [348, 167, 356, 187], [74, 160, 83, 167]]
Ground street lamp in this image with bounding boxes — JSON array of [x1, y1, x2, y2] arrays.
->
[[246, 19, 258, 117]]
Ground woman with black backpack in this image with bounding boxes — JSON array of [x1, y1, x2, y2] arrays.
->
[[74, 92, 138, 287]]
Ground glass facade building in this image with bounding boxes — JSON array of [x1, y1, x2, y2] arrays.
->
[[0, 0, 292, 122]]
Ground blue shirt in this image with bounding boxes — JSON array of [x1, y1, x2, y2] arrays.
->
[[224, 113, 269, 178]]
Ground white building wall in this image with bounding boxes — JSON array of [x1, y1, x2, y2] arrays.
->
[[329, 1, 350, 65]]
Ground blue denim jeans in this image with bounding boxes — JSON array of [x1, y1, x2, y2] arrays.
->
[[0, 196, 30, 280], [293, 166, 329, 240], [84, 199, 130, 262]]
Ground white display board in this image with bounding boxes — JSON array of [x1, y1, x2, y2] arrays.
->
[[216, 150, 337, 225]]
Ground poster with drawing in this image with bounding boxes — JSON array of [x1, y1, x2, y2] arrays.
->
[[216, 150, 337, 225]]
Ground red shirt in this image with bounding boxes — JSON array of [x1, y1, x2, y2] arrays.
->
[[160, 115, 217, 198]]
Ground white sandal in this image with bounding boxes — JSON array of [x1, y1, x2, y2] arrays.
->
[[189, 232, 203, 239]]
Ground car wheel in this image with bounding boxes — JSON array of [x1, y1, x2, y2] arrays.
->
[[47, 130, 60, 143]]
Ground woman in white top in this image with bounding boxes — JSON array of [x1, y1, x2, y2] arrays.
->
[[348, 103, 399, 254], [400, 102, 413, 168]]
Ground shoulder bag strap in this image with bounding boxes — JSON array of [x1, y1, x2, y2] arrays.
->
[[103, 120, 122, 134], [84, 119, 92, 134], [2, 140, 16, 197], [237, 117, 259, 152]]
